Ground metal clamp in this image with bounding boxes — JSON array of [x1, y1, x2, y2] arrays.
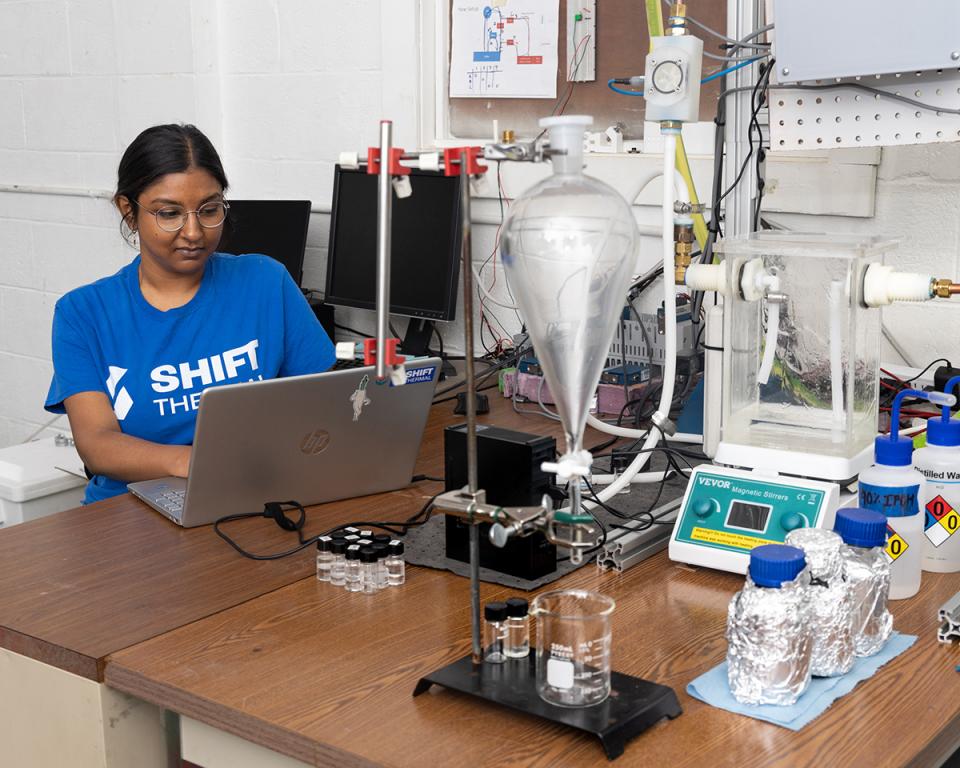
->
[[938, 590, 960, 643]]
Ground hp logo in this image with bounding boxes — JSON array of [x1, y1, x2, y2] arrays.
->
[[300, 429, 331, 455]]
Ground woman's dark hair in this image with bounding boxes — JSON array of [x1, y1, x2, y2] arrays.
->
[[114, 124, 229, 230]]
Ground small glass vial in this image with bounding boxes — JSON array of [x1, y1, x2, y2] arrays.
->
[[329, 539, 348, 587], [315, 536, 334, 582], [344, 534, 361, 546], [483, 601, 509, 664], [373, 533, 392, 546], [504, 597, 530, 659], [360, 548, 379, 594], [357, 538, 373, 549], [372, 543, 390, 590], [360, 529, 374, 538], [343, 527, 360, 535], [344, 545, 362, 592], [386, 540, 406, 586]]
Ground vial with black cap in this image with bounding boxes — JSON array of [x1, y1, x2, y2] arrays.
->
[[386, 540, 405, 586], [504, 597, 530, 658], [344, 545, 363, 592], [329, 539, 348, 587], [360, 547, 379, 594], [372, 542, 390, 589], [483, 601, 509, 664], [316, 536, 334, 582]]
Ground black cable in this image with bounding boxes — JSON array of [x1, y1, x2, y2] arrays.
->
[[335, 323, 373, 339], [903, 358, 952, 384]]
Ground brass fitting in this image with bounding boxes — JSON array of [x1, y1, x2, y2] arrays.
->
[[501, 129, 515, 144], [933, 278, 960, 298], [674, 221, 694, 285], [668, 2, 688, 35]]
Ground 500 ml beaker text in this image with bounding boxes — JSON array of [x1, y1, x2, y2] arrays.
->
[[532, 590, 614, 707]]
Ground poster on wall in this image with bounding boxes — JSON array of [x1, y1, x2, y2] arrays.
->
[[449, 1, 559, 99]]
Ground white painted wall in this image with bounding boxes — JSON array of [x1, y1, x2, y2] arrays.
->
[[2, 1, 960, 447]]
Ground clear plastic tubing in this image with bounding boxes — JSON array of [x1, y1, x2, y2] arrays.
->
[[504, 597, 530, 659], [344, 545, 362, 592], [316, 535, 334, 582], [329, 539, 348, 587], [386, 540, 406, 586], [360, 547, 379, 594], [483, 601, 509, 664]]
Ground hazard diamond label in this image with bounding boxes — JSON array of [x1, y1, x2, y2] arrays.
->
[[885, 524, 908, 562], [925, 496, 960, 548]]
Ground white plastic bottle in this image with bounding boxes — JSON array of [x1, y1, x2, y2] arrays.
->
[[914, 385, 960, 573], [858, 389, 936, 600]]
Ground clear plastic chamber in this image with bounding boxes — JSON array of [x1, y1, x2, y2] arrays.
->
[[716, 233, 893, 462]]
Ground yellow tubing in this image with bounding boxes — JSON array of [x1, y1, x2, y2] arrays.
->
[[645, 0, 708, 250]]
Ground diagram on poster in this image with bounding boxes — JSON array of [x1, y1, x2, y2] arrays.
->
[[450, 1, 559, 99]]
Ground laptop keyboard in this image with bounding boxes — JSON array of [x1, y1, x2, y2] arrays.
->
[[155, 488, 185, 515], [332, 358, 366, 370]]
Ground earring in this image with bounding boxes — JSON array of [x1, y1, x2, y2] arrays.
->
[[120, 219, 139, 249]]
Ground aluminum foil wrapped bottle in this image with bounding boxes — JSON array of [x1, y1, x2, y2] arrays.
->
[[834, 507, 893, 657], [785, 527, 856, 677], [727, 544, 813, 705]]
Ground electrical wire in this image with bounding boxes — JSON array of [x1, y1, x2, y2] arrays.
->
[[702, 57, 763, 85]]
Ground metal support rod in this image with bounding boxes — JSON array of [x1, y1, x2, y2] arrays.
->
[[724, 0, 763, 237], [458, 150, 483, 665], [375, 120, 393, 381]]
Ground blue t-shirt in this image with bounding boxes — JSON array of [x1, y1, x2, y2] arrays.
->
[[45, 253, 335, 503]]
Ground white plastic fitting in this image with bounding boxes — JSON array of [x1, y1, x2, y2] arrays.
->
[[685, 263, 727, 294], [863, 264, 933, 306], [542, 449, 593, 482], [540, 115, 592, 175], [419, 152, 441, 172], [338, 151, 360, 169], [335, 341, 359, 360]]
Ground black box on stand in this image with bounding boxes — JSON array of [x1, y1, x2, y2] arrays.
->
[[444, 424, 558, 580]]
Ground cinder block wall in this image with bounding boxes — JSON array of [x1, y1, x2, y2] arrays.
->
[[1, 0, 958, 446]]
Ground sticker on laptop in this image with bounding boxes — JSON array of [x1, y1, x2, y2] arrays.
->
[[349, 374, 372, 421], [392, 365, 437, 387]]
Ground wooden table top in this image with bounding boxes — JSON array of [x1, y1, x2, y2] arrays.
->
[[0, 382, 564, 681], [105, 530, 960, 767]]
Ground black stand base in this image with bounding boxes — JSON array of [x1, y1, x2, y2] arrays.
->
[[413, 654, 681, 760]]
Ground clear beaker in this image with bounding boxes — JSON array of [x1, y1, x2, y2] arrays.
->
[[531, 589, 615, 707]]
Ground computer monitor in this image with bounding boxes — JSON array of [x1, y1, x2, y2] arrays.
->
[[218, 200, 312, 287], [324, 166, 462, 356]]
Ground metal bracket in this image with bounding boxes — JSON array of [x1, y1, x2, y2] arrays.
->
[[938, 591, 960, 643]]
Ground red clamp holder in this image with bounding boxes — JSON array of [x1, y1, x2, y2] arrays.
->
[[366, 147, 410, 175], [363, 338, 406, 367], [442, 146, 488, 176]]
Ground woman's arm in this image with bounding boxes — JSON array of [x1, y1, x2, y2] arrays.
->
[[64, 391, 191, 481]]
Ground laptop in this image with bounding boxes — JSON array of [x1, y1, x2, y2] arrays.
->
[[127, 358, 441, 527]]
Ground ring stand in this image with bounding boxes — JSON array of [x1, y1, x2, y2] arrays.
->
[[413, 654, 681, 760]]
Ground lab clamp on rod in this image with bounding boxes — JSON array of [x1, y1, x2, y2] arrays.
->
[[339, 124, 600, 663]]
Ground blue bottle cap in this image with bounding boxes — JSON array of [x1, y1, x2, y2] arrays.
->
[[927, 410, 960, 447], [748, 544, 806, 587], [834, 507, 887, 548], [874, 434, 913, 466]]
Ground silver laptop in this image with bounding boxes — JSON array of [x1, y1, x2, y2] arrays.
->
[[127, 358, 441, 527]]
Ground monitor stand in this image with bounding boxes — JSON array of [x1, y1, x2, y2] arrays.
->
[[402, 318, 457, 379]]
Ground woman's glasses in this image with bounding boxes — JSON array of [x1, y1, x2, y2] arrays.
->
[[142, 200, 230, 233]]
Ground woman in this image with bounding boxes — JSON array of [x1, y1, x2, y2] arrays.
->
[[45, 124, 335, 504]]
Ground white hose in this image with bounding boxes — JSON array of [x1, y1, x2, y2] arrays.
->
[[756, 299, 779, 385], [585, 131, 679, 508]]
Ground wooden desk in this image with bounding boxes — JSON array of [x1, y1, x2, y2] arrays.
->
[[0, 391, 567, 766], [106, 540, 960, 766]]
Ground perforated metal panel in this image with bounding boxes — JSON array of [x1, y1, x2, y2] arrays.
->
[[769, 69, 960, 150]]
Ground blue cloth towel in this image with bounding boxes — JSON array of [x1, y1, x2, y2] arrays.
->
[[686, 632, 917, 730]]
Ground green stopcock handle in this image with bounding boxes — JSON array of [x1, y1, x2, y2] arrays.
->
[[553, 510, 595, 524]]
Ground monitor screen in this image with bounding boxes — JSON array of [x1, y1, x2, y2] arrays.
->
[[324, 166, 462, 322], [218, 200, 312, 287]]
